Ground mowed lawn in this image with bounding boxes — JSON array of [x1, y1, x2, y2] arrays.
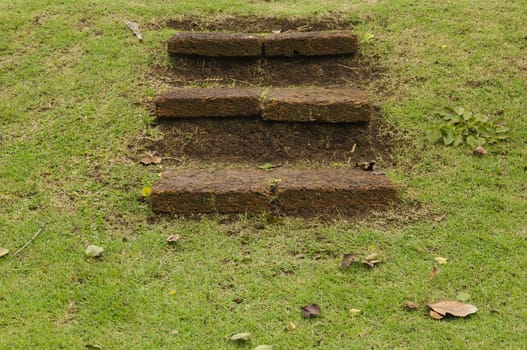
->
[[1, 0, 526, 349]]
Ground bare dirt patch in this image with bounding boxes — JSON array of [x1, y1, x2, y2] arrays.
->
[[154, 54, 380, 88], [146, 116, 394, 165]]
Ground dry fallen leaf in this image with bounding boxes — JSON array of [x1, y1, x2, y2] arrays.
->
[[254, 346, 273, 350], [404, 301, 419, 310], [341, 253, 360, 268], [168, 329, 179, 335], [139, 156, 162, 165], [301, 304, 321, 318], [427, 300, 478, 318], [473, 146, 487, 156], [434, 256, 448, 265], [429, 310, 444, 320], [349, 308, 361, 316], [434, 214, 447, 222], [289, 322, 297, 331], [167, 234, 180, 243], [85, 245, 104, 258], [366, 253, 378, 261], [364, 259, 382, 268], [230, 333, 251, 341], [125, 20, 143, 41], [0, 247, 9, 258], [429, 266, 437, 280]]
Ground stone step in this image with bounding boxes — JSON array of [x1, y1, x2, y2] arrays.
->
[[154, 88, 262, 118], [151, 168, 396, 214], [154, 87, 372, 123], [167, 31, 358, 57]]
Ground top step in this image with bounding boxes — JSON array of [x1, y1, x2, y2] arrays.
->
[[167, 31, 358, 58]]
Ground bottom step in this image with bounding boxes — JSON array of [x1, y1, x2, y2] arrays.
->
[[151, 168, 396, 214]]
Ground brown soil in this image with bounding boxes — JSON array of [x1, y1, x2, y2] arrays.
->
[[153, 53, 380, 88], [147, 116, 393, 165], [165, 14, 357, 33]]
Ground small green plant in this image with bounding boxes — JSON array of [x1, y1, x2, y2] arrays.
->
[[428, 107, 508, 148]]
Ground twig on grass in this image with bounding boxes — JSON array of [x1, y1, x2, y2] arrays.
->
[[13, 224, 46, 257]]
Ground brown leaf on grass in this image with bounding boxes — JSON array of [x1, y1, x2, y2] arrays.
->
[[429, 266, 437, 280], [366, 253, 378, 261], [139, 156, 162, 165], [404, 301, 419, 310], [125, 20, 143, 41], [167, 234, 180, 243], [473, 146, 487, 156], [341, 253, 360, 268], [429, 310, 445, 320], [434, 214, 447, 222], [427, 301, 478, 318], [301, 304, 321, 318], [364, 259, 382, 267], [0, 247, 9, 258]]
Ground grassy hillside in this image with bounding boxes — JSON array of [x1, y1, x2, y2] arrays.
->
[[1, 0, 526, 348]]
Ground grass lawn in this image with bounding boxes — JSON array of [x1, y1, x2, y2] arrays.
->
[[1, 0, 526, 348]]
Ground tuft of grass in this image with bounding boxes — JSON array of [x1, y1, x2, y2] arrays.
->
[[1, 1, 526, 349]]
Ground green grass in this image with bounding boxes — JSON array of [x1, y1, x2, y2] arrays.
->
[[1, 0, 526, 348]]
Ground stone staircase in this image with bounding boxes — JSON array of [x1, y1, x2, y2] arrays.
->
[[150, 30, 396, 215]]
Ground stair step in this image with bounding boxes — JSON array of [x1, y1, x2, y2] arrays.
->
[[154, 88, 262, 118], [154, 87, 372, 123], [262, 88, 371, 123], [167, 31, 358, 57], [263, 31, 358, 57], [151, 168, 396, 214]]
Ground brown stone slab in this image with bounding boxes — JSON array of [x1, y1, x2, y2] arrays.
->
[[261, 88, 372, 123], [155, 88, 262, 118], [168, 32, 262, 57], [151, 170, 272, 213], [272, 168, 396, 211], [151, 168, 396, 214], [264, 31, 358, 57]]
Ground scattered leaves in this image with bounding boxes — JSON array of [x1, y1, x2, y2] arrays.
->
[[427, 301, 478, 318], [404, 301, 419, 310], [0, 247, 9, 258], [341, 252, 382, 268], [167, 234, 180, 243], [254, 346, 273, 350], [139, 156, 162, 165], [85, 245, 104, 258], [456, 292, 471, 302], [341, 253, 360, 267], [428, 107, 508, 148], [125, 20, 143, 41], [429, 266, 437, 280], [473, 146, 487, 156], [141, 186, 152, 197], [301, 304, 321, 318], [230, 332, 251, 342], [349, 308, 362, 316], [258, 163, 280, 171], [434, 256, 448, 265]]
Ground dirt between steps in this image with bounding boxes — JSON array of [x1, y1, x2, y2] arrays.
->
[[147, 117, 394, 165]]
